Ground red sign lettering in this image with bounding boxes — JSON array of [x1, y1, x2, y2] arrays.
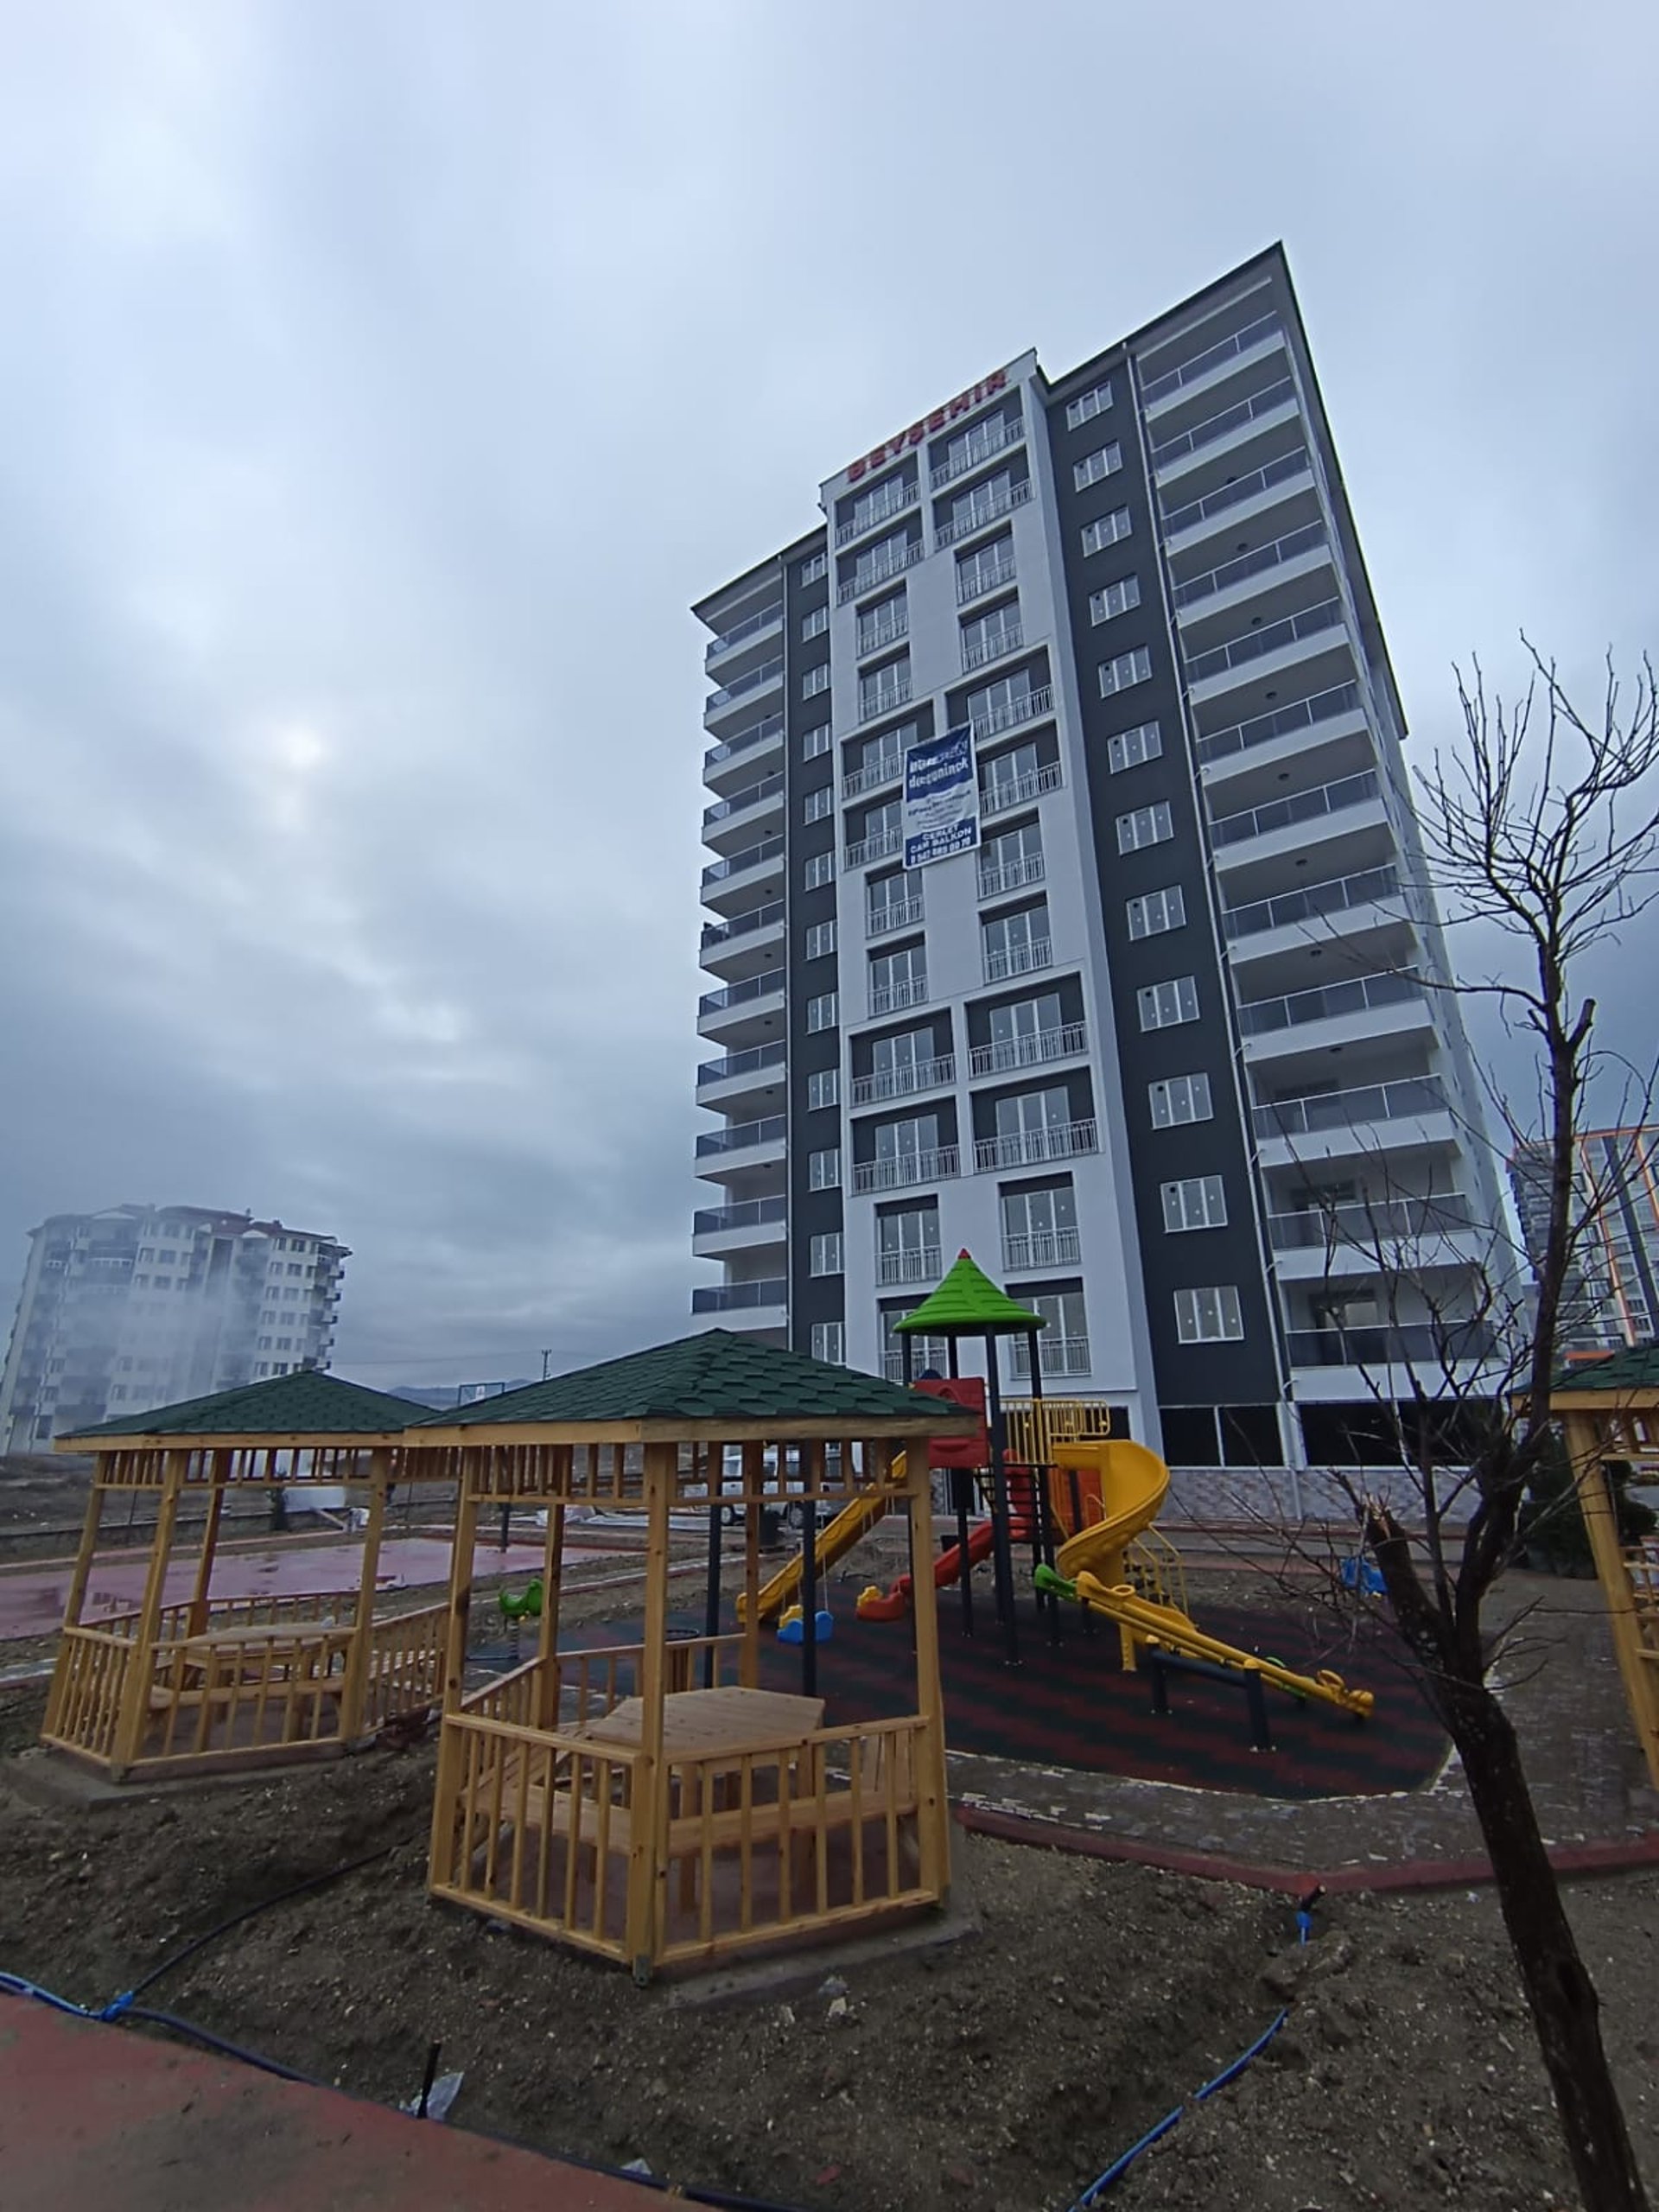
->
[[836, 368, 1014, 491]]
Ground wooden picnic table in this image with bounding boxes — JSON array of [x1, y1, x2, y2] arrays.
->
[[573, 1685, 824, 1761]]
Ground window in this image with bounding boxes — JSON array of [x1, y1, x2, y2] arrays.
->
[[869, 1027, 938, 1097], [1001, 1181, 1079, 1270], [947, 470, 1015, 540], [880, 1309, 949, 1381], [853, 530, 912, 593], [802, 605, 829, 640], [806, 992, 838, 1032], [802, 664, 830, 698], [1066, 379, 1113, 429], [257, 1335, 272, 1351], [808, 1068, 839, 1110], [1150, 1072, 1214, 1128], [851, 475, 912, 536], [805, 920, 837, 959], [1081, 506, 1133, 557], [799, 550, 828, 586], [1090, 575, 1142, 625], [852, 721, 915, 789], [962, 601, 1021, 669], [1174, 1286, 1244, 1343], [809, 1148, 841, 1191], [982, 903, 1051, 982], [810, 1320, 844, 1364], [1138, 975, 1199, 1030], [979, 818, 1043, 895], [869, 942, 927, 1013], [1106, 720, 1163, 773], [878, 1205, 940, 1284], [876, 1114, 943, 1176], [1162, 1176, 1228, 1232], [132, 1274, 149, 1288], [1099, 645, 1153, 696], [944, 411, 1016, 476], [804, 786, 833, 823], [1014, 1289, 1090, 1376], [967, 669, 1034, 734], [982, 741, 1042, 809], [1127, 885, 1185, 938], [859, 659, 909, 721], [852, 796, 903, 856], [957, 534, 1014, 601], [810, 1232, 844, 1276], [867, 871, 919, 932], [801, 723, 831, 760], [1116, 800, 1173, 853], [1074, 442, 1122, 490], [857, 591, 906, 657], [994, 1087, 1072, 1157], [987, 991, 1065, 1070], [804, 851, 835, 890]]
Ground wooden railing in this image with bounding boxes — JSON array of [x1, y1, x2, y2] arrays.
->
[[365, 1601, 447, 1727], [140, 1618, 356, 1764], [42, 1626, 135, 1762]]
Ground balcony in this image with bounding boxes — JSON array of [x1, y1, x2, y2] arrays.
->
[[1150, 377, 1295, 470], [930, 412, 1025, 491], [1185, 597, 1344, 688], [957, 552, 1016, 607], [868, 892, 925, 939], [691, 1278, 788, 1314], [702, 771, 784, 838], [701, 899, 785, 954], [1161, 446, 1313, 539], [982, 760, 1063, 817], [1287, 1320, 1498, 1370], [857, 610, 910, 660], [934, 475, 1033, 550], [692, 1197, 788, 1248], [1173, 521, 1328, 613], [1236, 969, 1425, 1041], [878, 1247, 944, 1286], [963, 621, 1023, 674], [702, 835, 785, 908], [1011, 1335, 1091, 1379], [978, 850, 1046, 899], [838, 537, 925, 606], [852, 1147, 960, 1193], [696, 1042, 786, 1090], [1250, 1074, 1448, 1143], [705, 602, 783, 666], [699, 970, 785, 1022], [969, 683, 1053, 743], [982, 937, 1052, 984], [836, 481, 919, 550], [1211, 767, 1381, 853], [845, 827, 904, 869], [843, 752, 910, 801], [694, 1114, 787, 1161], [969, 1021, 1088, 1078], [1224, 862, 1401, 944], [974, 1118, 1097, 1173], [1267, 1193, 1479, 1253], [1141, 312, 1282, 405], [850, 1054, 955, 1107], [1003, 1227, 1081, 1272], [1195, 680, 1363, 771], [701, 899, 785, 979], [859, 676, 912, 726], [704, 714, 785, 789], [868, 976, 928, 1016], [704, 656, 783, 726]]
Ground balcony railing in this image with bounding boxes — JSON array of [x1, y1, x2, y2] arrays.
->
[[857, 612, 910, 659], [696, 1043, 786, 1087], [843, 752, 910, 800], [982, 760, 1063, 817], [701, 899, 785, 951], [982, 937, 1052, 983], [877, 1248, 944, 1285], [699, 969, 785, 1018], [1002, 1227, 1081, 1272], [705, 603, 782, 664], [934, 475, 1033, 550], [1173, 521, 1328, 612], [836, 481, 919, 549], [703, 772, 784, 830], [850, 1055, 956, 1106], [1250, 1074, 1447, 1141], [702, 835, 785, 889], [978, 850, 1046, 899], [1237, 969, 1425, 1039], [883, 1345, 950, 1382], [868, 893, 925, 939], [929, 412, 1024, 490], [1286, 1321, 1497, 1369], [837, 537, 925, 605], [704, 714, 784, 775], [853, 1147, 960, 1193], [963, 621, 1023, 673], [1267, 1195, 1478, 1251], [1195, 679, 1363, 768], [694, 1115, 786, 1159], [868, 976, 928, 1015], [969, 683, 1053, 742], [1185, 596, 1344, 685], [974, 1118, 1097, 1173], [859, 675, 912, 725], [1224, 863, 1401, 943], [846, 826, 904, 869], [691, 1278, 788, 1313], [957, 553, 1017, 606], [1150, 376, 1295, 468], [706, 656, 783, 715], [1010, 1335, 1091, 1378], [693, 1197, 789, 1237], [1141, 312, 1282, 404], [969, 1020, 1088, 1077], [1211, 767, 1381, 849], [1161, 445, 1312, 537]]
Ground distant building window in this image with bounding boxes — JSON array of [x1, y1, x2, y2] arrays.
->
[[1116, 801, 1173, 854], [1150, 1072, 1214, 1128], [802, 723, 831, 760], [1162, 1176, 1228, 1232], [1106, 720, 1162, 773], [804, 851, 835, 889], [810, 1233, 843, 1277], [1174, 1285, 1244, 1344], [804, 786, 833, 823], [1081, 507, 1133, 557], [810, 1320, 845, 1364], [800, 550, 828, 585], [809, 1148, 841, 1191], [803, 664, 830, 698], [1074, 442, 1122, 490], [1090, 575, 1142, 626], [1127, 886, 1185, 938], [1066, 380, 1113, 429], [806, 992, 838, 1033], [1099, 645, 1153, 697], [802, 606, 829, 640], [808, 1069, 839, 1110], [805, 920, 837, 959], [1138, 976, 1199, 1031]]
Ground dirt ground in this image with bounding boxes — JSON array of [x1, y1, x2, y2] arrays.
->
[[0, 1662, 1654, 2212]]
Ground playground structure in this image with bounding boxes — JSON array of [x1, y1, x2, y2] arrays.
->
[[42, 1371, 448, 1783], [417, 1330, 977, 1980]]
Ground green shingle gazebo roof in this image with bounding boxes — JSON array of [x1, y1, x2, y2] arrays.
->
[[894, 1250, 1046, 1338], [60, 1369, 428, 1445], [412, 1330, 980, 1433], [1550, 1345, 1659, 1396]]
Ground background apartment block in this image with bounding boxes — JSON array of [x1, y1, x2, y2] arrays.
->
[[0, 1205, 349, 1449], [691, 245, 1504, 1478], [1510, 1128, 1659, 1352]]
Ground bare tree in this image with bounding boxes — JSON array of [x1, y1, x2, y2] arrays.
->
[[1353, 642, 1659, 2212]]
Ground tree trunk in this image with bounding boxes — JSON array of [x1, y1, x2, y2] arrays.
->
[[1442, 1670, 1649, 2212]]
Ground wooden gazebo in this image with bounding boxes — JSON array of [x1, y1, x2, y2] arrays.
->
[[1548, 1347, 1659, 1791], [416, 1330, 978, 1982], [43, 1370, 449, 1782]]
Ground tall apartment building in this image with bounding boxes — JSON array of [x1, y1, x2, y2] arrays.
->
[[0, 1205, 349, 1449], [1510, 1128, 1659, 1351], [690, 246, 1505, 1474]]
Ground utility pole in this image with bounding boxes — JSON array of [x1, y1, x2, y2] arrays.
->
[[540, 1348, 553, 1381]]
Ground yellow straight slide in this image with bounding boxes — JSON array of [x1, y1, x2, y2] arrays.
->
[[737, 1453, 906, 1627]]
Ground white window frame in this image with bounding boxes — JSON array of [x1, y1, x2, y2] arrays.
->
[[1089, 575, 1142, 625], [804, 851, 835, 890], [1127, 885, 1185, 939], [1106, 720, 1162, 773], [810, 1232, 844, 1277], [806, 992, 837, 1033], [1099, 645, 1154, 697], [1161, 1176, 1228, 1233], [808, 1147, 841, 1192], [805, 920, 836, 959], [802, 605, 829, 640], [1074, 442, 1123, 491], [810, 1319, 845, 1363], [1149, 1072, 1214, 1128], [1081, 506, 1133, 557], [808, 1067, 839, 1110], [1138, 976, 1199, 1031], [1116, 800, 1173, 854], [1173, 1285, 1244, 1344], [802, 723, 831, 760], [802, 664, 830, 697], [1065, 380, 1114, 429], [800, 550, 827, 585], [804, 786, 833, 823]]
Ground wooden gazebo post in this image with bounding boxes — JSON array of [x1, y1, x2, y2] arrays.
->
[[630, 1440, 675, 1982], [111, 1449, 185, 1775], [338, 1447, 391, 1741]]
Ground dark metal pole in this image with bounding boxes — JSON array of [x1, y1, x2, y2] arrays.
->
[[982, 1328, 1020, 1667], [1027, 1329, 1061, 1647], [702, 1473, 723, 1690], [800, 1446, 819, 1700], [944, 1332, 973, 1633]]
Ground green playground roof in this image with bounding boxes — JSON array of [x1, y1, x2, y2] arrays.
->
[[412, 1330, 979, 1432], [893, 1250, 1046, 1338], [1549, 1345, 1659, 1396], [60, 1368, 428, 1444]]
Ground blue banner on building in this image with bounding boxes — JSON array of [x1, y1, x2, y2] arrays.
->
[[903, 726, 980, 870]]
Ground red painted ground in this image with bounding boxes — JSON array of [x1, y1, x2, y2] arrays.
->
[[0, 1994, 661, 2211]]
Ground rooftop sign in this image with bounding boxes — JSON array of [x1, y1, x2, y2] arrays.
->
[[843, 368, 1010, 486]]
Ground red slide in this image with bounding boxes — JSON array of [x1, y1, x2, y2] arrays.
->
[[855, 1495, 1033, 1622]]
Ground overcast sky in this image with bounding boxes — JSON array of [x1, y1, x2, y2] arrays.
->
[[1, 0, 1655, 1388]]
